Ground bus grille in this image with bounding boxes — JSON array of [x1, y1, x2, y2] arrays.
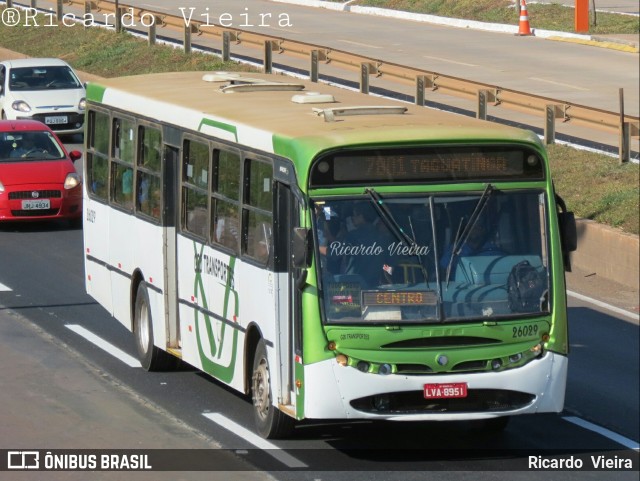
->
[[350, 389, 535, 414], [382, 336, 501, 348]]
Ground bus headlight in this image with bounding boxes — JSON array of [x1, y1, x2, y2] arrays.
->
[[378, 363, 392, 375], [356, 361, 370, 373], [508, 353, 523, 363]]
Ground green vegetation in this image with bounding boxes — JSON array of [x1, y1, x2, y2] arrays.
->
[[547, 145, 638, 234], [0, 16, 637, 234], [0, 20, 248, 76], [340, 0, 639, 34]]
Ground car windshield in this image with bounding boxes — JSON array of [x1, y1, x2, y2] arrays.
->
[[0, 131, 66, 161], [8, 66, 82, 91], [313, 190, 550, 324]]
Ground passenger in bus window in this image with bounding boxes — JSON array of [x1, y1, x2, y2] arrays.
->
[[122, 167, 133, 202], [138, 176, 149, 209], [256, 222, 272, 263], [341, 203, 392, 287], [439, 223, 501, 271]]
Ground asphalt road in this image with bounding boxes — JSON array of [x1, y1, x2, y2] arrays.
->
[[0, 214, 637, 479]]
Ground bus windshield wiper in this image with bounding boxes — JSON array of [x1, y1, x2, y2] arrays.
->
[[365, 188, 429, 286], [445, 183, 494, 286]]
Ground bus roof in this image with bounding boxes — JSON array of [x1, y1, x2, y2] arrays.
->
[[87, 71, 542, 166]]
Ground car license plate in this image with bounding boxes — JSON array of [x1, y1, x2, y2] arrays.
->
[[424, 382, 468, 399], [22, 199, 51, 210], [45, 116, 68, 125]]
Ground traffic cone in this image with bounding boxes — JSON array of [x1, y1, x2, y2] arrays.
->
[[517, 0, 534, 36]]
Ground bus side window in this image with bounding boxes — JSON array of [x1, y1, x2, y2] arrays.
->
[[242, 158, 273, 264], [86, 110, 110, 201], [137, 125, 162, 220], [182, 139, 210, 238], [111, 117, 135, 210], [211, 149, 241, 253]]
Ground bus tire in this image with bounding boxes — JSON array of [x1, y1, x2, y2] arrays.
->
[[134, 282, 175, 371], [251, 340, 295, 439]]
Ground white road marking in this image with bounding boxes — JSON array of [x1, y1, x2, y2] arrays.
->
[[65, 324, 141, 368], [563, 416, 639, 451], [567, 290, 639, 322], [529, 77, 591, 91], [202, 412, 308, 468], [338, 39, 383, 49], [423, 55, 478, 67], [0, 282, 11, 292]]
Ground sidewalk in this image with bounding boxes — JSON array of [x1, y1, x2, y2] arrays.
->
[[0, 308, 274, 481]]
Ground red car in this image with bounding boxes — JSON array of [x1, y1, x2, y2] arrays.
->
[[0, 120, 82, 224]]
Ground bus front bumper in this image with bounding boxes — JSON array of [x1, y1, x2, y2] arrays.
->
[[302, 351, 567, 421]]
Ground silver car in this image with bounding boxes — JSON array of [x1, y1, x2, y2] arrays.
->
[[0, 58, 86, 136]]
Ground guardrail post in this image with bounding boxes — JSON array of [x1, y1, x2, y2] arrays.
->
[[477, 90, 488, 120], [415, 76, 425, 106], [309, 50, 327, 83], [545, 104, 564, 145], [5, 0, 13, 8], [264, 40, 278, 74], [56, 0, 63, 22], [360, 63, 378, 95], [310, 50, 319, 83], [115, 6, 123, 33], [184, 24, 196, 54], [30, 0, 36, 8], [619, 122, 630, 164], [477, 90, 498, 120], [148, 17, 156, 45], [618, 87, 629, 164], [360, 63, 370, 94], [222, 31, 232, 61]]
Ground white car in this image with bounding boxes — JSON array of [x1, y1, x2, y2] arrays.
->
[[0, 58, 86, 136]]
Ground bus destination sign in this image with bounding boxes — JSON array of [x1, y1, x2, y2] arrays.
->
[[310, 146, 544, 186], [362, 290, 437, 307]]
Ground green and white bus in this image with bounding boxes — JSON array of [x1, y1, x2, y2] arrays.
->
[[83, 71, 577, 438]]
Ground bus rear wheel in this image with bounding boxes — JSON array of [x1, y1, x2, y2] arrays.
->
[[134, 282, 175, 371], [251, 340, 295, 439]]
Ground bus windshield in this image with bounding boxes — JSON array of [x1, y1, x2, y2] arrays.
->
[[314, 189, 549, 324]]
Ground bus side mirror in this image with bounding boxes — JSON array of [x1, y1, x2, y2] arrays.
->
[[558, 211, 577, 272], [292, 227, 312, 269], [559, 211, 577, 253]]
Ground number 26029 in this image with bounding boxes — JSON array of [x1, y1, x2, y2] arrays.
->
[[513, 325, 538, 338]]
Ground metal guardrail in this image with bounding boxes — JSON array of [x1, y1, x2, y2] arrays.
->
[[4, 0, 639, 161]]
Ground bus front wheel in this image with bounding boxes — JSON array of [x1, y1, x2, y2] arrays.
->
[[251, 340, 295, 439], [134, 282, 175, 371]]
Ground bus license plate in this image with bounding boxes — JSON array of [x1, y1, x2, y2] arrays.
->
[[22, 199, 50, 210], [45, 116, 68, 125], [424, 383, 468, 399]]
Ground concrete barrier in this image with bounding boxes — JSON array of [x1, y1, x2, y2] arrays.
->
[[572, 219, 639, 290]]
